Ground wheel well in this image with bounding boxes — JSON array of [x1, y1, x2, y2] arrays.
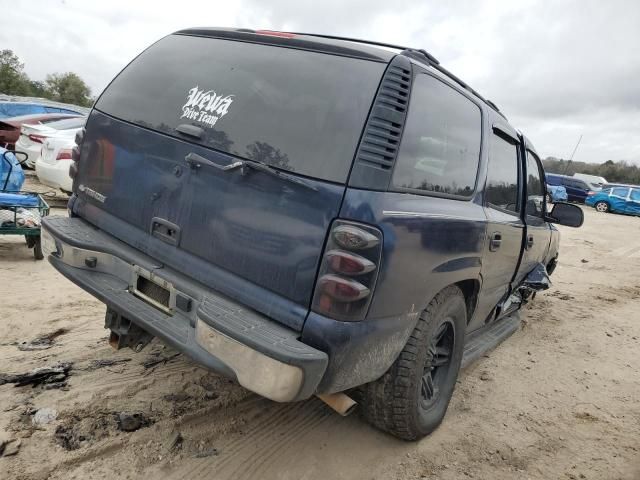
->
[[455, 279, 480, 324]]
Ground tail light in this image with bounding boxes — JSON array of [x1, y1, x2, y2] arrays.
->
[[28, 134, 45, 144], [587, 191, 596, 196], [312, 220, 383, 321], [56, 148, 72, 161], [69, 127, 85, 179]]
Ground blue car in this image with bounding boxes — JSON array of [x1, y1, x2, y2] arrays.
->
[[585, 186, 640, 215], [547, 184, 568, 202]]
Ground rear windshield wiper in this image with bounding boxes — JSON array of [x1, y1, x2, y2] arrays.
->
[[241, 159, 318, 191], [185, 152, 317, 191]]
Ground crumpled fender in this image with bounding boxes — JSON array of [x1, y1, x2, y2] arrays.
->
[[522, 262, 551, 292]]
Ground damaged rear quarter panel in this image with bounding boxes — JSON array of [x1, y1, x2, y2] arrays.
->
[[301, 188, 486, 393]]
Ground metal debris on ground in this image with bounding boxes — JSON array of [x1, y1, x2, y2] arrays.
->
[[163, 430, 183, 452], [85, 358, 131, 371], [32, 408, 58, 426], [194, 448, 219, 458], [142, 352, 180, 370], [17, 328, 69, 351], [115, 412, 151, 432], [0, 362, 72, 389], [0, 438, 21, 457]]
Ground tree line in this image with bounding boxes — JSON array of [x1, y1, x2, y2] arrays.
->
[[542, 157, 640, 185], [0, 49, 92, 107]]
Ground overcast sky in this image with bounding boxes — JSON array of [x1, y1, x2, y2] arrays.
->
[[3, 0, 639, 163]]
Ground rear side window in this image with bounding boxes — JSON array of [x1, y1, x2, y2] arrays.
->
[[612, 187, 629, 198], [485, 134, 519, 212], [95, 34, 386, 183], [391, 74, 481, 197], [630, 189, 640, 201]]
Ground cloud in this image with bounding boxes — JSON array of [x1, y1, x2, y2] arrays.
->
[[2, 0, 638, 163]]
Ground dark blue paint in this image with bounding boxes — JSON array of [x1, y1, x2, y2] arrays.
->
[[63, 43, 564, 397], [74, 110, 346, 330]]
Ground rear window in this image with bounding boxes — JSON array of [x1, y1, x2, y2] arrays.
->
[[95, 34, 386, 183]]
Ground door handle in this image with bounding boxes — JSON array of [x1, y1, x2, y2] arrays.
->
[[526, 234, 534, 250], [489, 232, 502, 251]]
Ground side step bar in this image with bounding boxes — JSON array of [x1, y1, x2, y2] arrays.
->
[[461, 312, 521, 369]]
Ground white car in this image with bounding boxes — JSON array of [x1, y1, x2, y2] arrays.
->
[[16, 116, 85, 168], [35, 131, 81, 193]]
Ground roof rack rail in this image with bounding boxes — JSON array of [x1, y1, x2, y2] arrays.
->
[[277, 31, 504, 117], [400, 49, 505, 117], [286, 32, 440, 64]]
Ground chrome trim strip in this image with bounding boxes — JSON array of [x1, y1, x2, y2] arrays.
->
[[382, 210, 478, 221]]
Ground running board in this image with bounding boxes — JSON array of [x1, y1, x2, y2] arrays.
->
[[461, 312, 521, 369]]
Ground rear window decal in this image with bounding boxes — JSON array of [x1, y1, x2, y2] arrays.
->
[[180, 86, 234, 128]]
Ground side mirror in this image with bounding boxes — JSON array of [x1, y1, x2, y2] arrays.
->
[[546, 202, 584, 227]]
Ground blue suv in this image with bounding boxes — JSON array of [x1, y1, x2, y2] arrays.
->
[[546, 173, 593, 203], [41, 28, 582, 440]]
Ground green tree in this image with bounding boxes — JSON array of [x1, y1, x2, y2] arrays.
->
[[0, 49, 32, 95], [45, 72, 92, 107], [28, 80, 49, 98]]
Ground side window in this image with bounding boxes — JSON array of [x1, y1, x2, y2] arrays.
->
[[612, 187, 629, 198], [525, 152, 545, 217], [485, 134, 520, 212], [391, 74, 481, 197], [630, 189, 640, 201]]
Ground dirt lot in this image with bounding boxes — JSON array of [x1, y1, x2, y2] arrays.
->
[[0, 203, 638, 480]]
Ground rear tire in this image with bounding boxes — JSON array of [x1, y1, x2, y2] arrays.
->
[[360, 285, 466, 440], [595, 201, 609, 213]]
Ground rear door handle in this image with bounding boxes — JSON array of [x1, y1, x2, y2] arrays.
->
[[489, 232, 502, 251]]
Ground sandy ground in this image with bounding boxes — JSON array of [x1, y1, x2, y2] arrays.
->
[[0, 203, 638, 480]]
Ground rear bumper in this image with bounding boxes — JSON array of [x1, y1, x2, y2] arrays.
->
[[41, 216, 327, 402]]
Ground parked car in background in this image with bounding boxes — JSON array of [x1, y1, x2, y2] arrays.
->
[[42, 28, 584, 440], [36, 130, 83, 193], [546, 173, 595, 203], [602, 182, 640, 190], [15, 117, 86, 168], [0, 113, 82, 150], [572, 173, 607, 189], [0, 95, 89, 118], [547, 184, 568, 202], [585, 186, 640, 215]]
